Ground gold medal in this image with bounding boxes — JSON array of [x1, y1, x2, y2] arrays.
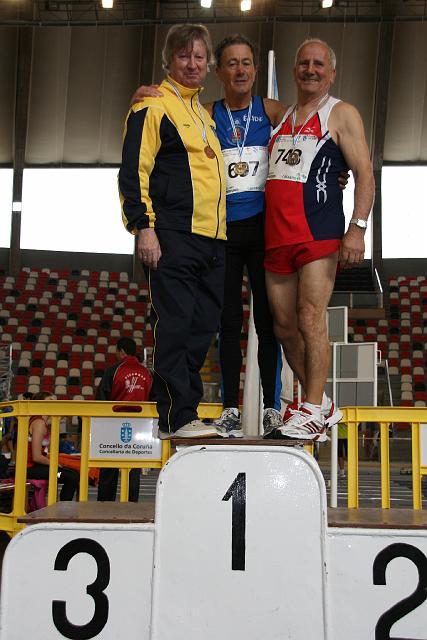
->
[[288, 150, 300, 166], [204, 145, 216, 159], [235, 161, 249, 176]]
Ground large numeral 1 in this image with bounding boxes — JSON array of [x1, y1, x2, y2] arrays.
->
[[52, 538, 110, 640], [223, 472, 246, 571]]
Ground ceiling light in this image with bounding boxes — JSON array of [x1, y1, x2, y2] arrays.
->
[[200, 0, 212, 7], [241, 0, 251, 11], [101, 0, 114, 8], [321, 0, 334, 7]]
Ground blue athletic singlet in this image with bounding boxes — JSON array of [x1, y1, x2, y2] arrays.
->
[[212, 96, 272, 222]]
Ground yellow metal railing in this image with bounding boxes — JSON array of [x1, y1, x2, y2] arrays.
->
[[1, 402, 426, 535], [0, 399, 223, 536], [341, 406, 427, 510]]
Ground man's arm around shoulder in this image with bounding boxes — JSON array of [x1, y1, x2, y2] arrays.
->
[[263, 98, 289, 128]]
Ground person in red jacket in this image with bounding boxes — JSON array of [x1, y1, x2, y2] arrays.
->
[[96, 337, 152, 502]]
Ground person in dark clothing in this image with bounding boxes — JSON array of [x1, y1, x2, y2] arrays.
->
[[96, 337, 152, 502]]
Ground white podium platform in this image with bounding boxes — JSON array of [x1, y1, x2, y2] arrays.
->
[[1, 443, 427, 639]]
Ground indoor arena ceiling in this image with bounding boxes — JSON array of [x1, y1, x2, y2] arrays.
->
[[2, 0, 427, 25]]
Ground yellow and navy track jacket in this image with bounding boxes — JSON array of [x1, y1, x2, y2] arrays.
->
[[119, 77, 226, 241]]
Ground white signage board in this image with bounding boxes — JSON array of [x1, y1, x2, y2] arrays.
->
[[151, 445, 329, 640], [0, 522, 154, 640], [421, 423, 427, 467], [328, 528, 427, 639], [90, 416, 161, 460]]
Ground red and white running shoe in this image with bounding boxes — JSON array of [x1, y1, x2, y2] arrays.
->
[[321, 399, 343, 429], [277, 406, 328, 442]]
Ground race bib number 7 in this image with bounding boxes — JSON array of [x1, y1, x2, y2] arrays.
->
[[268, 134, 318, 183]]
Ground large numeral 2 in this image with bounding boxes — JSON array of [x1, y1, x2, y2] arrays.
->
[[373, 542, 427, 639], [223, 472, 246, 571], [52, 538, 110, 640]]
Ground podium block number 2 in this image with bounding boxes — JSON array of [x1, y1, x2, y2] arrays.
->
[[52, 539, 110, 640], [222, 472, 246, 571], [373, 543, 427, 640]]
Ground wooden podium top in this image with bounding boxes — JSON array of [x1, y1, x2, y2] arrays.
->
[[328, 508, 427, 530], [168, 436, 306, 446], [19, 503, 427, 531], [19, 500, 156, 525]]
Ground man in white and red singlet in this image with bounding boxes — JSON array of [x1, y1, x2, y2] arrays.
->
[[264, 38, 375, 441]]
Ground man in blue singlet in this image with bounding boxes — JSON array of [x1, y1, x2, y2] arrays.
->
[[204, 35, 285, 437]]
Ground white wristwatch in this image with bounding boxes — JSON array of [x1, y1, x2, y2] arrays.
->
[[349, 218, 368, 230]]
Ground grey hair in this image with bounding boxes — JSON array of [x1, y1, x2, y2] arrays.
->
[[162, 24, 214, 71], [294, 38, 336, 70]]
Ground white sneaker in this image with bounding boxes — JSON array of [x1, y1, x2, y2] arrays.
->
[[159, 420, 218, 439], [338, 469, 346, 479], [214, 408, 243, 438], [277, 407, 328, 442], [321, 397, 343, 429]]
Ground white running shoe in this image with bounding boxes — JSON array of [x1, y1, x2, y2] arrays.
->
[[158, 420, 218, 439], [214, 408, 243, 438], [321, 398, 343, 429], [277, 406, 328, 442]]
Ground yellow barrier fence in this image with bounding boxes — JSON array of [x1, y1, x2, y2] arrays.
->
[[0, 402, 426, 536], [341, 406, 427, 510], [0, 399, 223, 537]]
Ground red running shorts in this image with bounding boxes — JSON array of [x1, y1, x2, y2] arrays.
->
[[264, 239, 341, 275]]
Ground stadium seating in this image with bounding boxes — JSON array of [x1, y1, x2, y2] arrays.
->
[[349, 276, 427, 406], [2, 268, 425, 407], [0, 268, 152, 399]]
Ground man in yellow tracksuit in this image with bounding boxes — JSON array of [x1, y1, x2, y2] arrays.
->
[[119, 24, 226, 438]]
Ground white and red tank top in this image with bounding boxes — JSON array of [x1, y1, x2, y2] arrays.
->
[[265, 96, 348, 248]]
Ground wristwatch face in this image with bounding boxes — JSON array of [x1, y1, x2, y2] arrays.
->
[[352, 219, 367, 229]]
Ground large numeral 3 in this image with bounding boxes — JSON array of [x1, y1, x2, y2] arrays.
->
[[52, 538, 110, 639], [373, 542, 427, 639]]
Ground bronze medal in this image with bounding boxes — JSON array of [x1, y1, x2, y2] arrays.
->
[[288, 150, 300, 166], [235, 161, 249, 176], [204, 145, 216, 159]]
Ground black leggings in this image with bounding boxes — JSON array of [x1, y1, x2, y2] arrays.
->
[[219, 213, 281, 409], [27, 464, 79, 501]]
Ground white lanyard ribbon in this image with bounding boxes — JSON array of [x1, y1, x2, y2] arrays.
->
[[225, 99, 253, 162], [167, 79, 208, 144]]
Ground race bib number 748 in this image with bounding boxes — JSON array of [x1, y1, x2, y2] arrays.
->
[[268, 134, 318, 183]]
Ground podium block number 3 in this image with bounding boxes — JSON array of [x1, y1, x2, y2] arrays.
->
[[52, 539, 110, 640], [222, 472, 246, 571]]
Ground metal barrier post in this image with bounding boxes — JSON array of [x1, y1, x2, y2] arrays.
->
[[79, 416, 91, 501], [347, 416, 358, 509], [48, 416, 60, 505], [120, 468, 130, 502], [412, 422, 422, 510], [379, 422, 390, 509], [12, 416, 30, 519]]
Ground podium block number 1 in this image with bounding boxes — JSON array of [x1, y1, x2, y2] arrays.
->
[[223, 472, 246, 571], [152, 445, 329, 640]]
